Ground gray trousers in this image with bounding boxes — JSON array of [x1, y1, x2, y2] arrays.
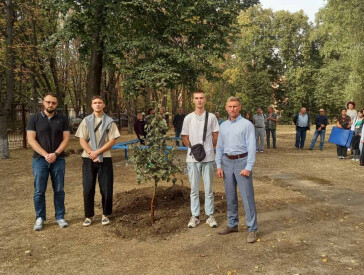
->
[[255, 127, 265, 151], [222, 155, 258, 231]]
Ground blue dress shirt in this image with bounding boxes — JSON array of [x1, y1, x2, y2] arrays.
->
[[215, 115, 256, 171]]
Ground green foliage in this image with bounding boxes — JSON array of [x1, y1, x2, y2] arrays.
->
[[129, 106, 181, 186], [314, 0, 364, 112], [219, 5, 322, 120], [105, 0, 258, 95]]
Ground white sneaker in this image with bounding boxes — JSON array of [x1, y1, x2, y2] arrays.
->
[[83, 218, 93, 227], [101, 216, 110, 226], [56, 219, 68, 228], [206, 215, 217, 228], [33, 217, 44, 231], [187, 216, 200, 228]]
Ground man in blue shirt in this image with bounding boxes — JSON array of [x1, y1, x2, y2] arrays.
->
[[309, 109, 328, 150], [293, 107, 310, 149], [215, 96, 258, 243]]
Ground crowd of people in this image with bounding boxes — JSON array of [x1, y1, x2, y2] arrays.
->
[[26, 92, 363, 246]]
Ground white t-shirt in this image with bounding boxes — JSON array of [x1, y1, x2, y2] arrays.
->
[[181, 111, 219, 162]]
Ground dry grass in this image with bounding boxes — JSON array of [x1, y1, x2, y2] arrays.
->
[[0, 125, 363, 274]]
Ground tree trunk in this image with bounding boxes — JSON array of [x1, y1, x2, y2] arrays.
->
[[49, 56, 64, 108], [86, 7, 104, 113], [171, 89, 178, 115], [126, 96, 136, 134], [0, 0, 16, 159], [150, 182, 158, 225]]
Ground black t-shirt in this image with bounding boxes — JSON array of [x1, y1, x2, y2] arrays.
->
[[26, 111, 70, 158]]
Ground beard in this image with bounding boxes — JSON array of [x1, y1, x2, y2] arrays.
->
[[46, 108, 55, 113]]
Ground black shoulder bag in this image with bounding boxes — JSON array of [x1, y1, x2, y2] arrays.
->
[[189, 112, 209, 162]]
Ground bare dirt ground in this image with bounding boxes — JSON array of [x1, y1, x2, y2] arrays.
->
[[0, 125, 363, 274]]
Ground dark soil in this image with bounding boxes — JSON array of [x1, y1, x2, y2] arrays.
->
[[110, 185, 227, 240]]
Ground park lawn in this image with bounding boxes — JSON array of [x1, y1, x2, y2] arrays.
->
[[0, 125, 363, 274]]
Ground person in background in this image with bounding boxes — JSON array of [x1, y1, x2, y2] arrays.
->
[[293, 107, 310, 150], [172, 107, 186, 146], [134, 112, 147, 144], [309, 109, 328, 150], [351, 109, 363, 161], [245, 112, 253, 123], [347, 101, 357, 154], [26, 93, 70, 231], [215, 112, 224, 125], [265, 106, 279, 149], [336, 108, 351, 159], [148, 108, 155, 116], [253, 107, 266, 153], [347, 101, 357, 122], [360, 118, 364, 166]]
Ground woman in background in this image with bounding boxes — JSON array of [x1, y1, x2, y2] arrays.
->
[[336, 108, 351, 159], [351, 109, 363, 161]]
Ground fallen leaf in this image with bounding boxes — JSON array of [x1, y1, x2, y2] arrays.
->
[[322, 258, 328, 263]]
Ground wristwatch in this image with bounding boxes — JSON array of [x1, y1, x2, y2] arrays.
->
[[54, 152, 59, 157]]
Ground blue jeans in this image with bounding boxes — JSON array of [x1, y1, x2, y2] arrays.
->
[[295, 127, 307, 148], [266, 129, 276, 148], [32, 157, 66, 221], [309, 129, 326, 149], [187, 161, 214, 217], [222, 155, 258, 231]]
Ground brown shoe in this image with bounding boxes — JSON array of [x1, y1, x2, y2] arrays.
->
[[247, 231, 257, 243], [218, 226, 238, 235]]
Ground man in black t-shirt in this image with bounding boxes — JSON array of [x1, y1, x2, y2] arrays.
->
[[309, 109, 328, 150], [27, 93, 70, 231], [173, 107, 186, 146]]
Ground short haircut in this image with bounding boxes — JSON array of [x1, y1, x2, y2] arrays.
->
[[341, 108, 347, 112], [91, 95, 104, 103], [43, 93, 57, 99], [193, 89, 205, 95], [226, 96, 241, 104]]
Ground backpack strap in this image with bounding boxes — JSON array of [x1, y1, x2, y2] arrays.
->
[[202, 111, 209, 143]]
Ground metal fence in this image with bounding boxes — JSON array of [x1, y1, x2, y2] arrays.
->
[[7, 104, 30, 149]]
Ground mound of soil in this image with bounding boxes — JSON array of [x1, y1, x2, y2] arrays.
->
[[109, 185, 226, 240]]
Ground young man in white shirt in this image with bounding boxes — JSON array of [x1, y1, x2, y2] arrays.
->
[[181, 90, 219, 228]]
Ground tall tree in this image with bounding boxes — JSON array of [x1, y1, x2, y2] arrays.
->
[[314, 0, 364, 115], [0, 0, 16, 158]]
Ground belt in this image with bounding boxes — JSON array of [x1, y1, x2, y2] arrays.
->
[[225, 153, 248, 159], [255, 126, 264, 128]]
